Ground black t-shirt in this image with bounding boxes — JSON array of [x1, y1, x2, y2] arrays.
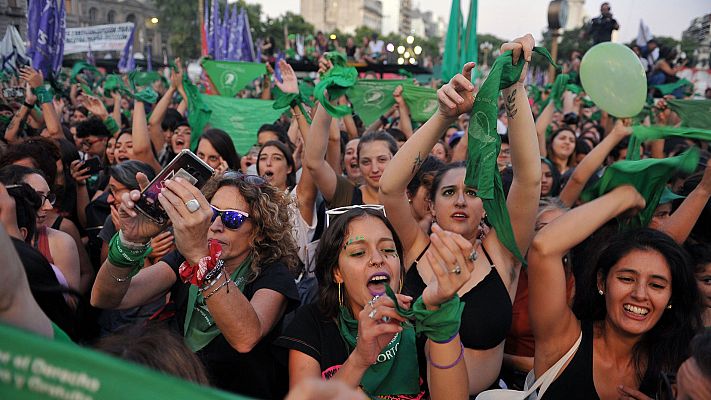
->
[[161, 250, 300, 399], [275, 303, 429, 398]]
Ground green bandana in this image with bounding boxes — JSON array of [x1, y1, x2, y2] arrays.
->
[[652, 78, 693, 96], [401, 85, 439, 123], [272, 86, 314, 124], [549, 73, 569, 111], [184, 255, 253, 352], [130, 71, 163, 88], [465, 47, 558, 265], [626, 125, 711, 160], [347, 80, 404, 125], [0, 323, 247, 399], [336, 306, 420, 397], [70, 61, 102, 84], [104, 74, 127, 94], [666, 99, 711, 130], [581, 148, 699, 227], [201, 59, 266, 98], [314, 52, 358, 117], [384, 286, 464, 342]]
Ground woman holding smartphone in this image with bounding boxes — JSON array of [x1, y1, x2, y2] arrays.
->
[[91, 170, 300, 399]]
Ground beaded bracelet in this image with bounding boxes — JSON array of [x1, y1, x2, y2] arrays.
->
[[203, 275, 231, 300], [428, 341, 464, 370]]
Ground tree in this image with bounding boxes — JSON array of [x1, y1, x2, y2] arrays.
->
[[155, 0, 200, 59]]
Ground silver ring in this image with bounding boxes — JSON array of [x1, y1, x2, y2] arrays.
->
[[381, 316, 391, 323], [451, 265, 462, 274], [185, 199, 200, 213], [468, 249, 478, 261], [368, 295, 380, 308], [368, 309, 377, 320]]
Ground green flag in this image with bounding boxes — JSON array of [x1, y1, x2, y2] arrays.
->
[[652, 78, 693, 96], [184, 76, 287, 155], [201, 60, 266, 98], [0, 323, 248, 400], [442, 0, 463, 82], [582, 148, 700, 228], [347, 80, 404, 125], [666, 99, 711, 130], [401, 85, 439, 122], [460, 0, 478, 67], [130, 71, 164, 88], [626, 125, 711, 160]]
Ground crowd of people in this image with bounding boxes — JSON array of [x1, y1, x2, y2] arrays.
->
[[0, 19, 710, 400]]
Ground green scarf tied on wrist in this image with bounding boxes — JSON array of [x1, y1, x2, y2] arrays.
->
[[336, 305, 420, 397], [184, 255, 253, 352], [272, 86, 314, 124], [383, 286, 464, 342], [626, 125, 711, 161], [32, 85, 55, 104], [314, 52, 358, 118], [582, 147, 699, 228], [465, 47, 558, 265]]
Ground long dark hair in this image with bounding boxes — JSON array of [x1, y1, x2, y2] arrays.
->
[[428, 161, 466, 202], [256, 140, 296, 190], [199, 128, 241, 170], [573, 228, 702, 391], [547, 128, 576, 170], [315, 208, 404, 319]]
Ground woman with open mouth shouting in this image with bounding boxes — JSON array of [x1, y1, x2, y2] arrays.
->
[[277, 207, 472, 400], [91, 171, 300, 398], [378, 35, 542, 395]]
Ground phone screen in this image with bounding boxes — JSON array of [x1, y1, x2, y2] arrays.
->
[[135, 150, 215, 224]]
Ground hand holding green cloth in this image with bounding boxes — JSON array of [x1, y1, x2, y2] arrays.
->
[[465, 47, 558, 265], [384, 285, 464, 342], [666, 99, 711, 130], [0, 323, 249, 400], [314, 52, 358, 117], [582, 148, 700, 227], [347, 80, 405, 125], [70, 61, 102, 84], [401, 84, 439, 122], [336, 305, 420, 396], [103, 74, 127, 94], [626, 125, 711, 160], [549, 73, 570, 111], [201, 59, 266, 98], [272, 86, 314, 124]]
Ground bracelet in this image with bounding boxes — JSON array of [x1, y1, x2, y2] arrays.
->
[[199, 261, 225, 292], [23, 102, 36, 109], [108, 269, 133, 283], [428, 341, 464, 369], [203, 275, 231, 300], [431, 332, 459, 344], [118, 230, 150, 250], [107, 232, 152, 272]]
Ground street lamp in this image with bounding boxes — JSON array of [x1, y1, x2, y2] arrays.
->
[[386, 43, 395, 52], [150, 17, 159, 24], [414, 45, 422, 55], [406, 35, 414, 45], [480, 41, 493, 67], [397, 45, 405, 55]]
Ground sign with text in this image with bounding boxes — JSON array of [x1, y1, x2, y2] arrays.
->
[[63, 23, 134, 55]]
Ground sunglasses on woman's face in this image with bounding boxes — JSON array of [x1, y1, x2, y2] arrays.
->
[[211, 206, 250, 230], [223, 170, 267, 186]]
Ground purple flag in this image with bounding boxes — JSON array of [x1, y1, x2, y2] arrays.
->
[[227, 5, 239, 60], [219, 2, 230, 60], [52, 0, 65, 75], [234, 8, 245, 61], [240, 8, 255, 62], [204, 0, 211, 56], [210, 0, 219, 58], [118, 24, 136, 73], [28, 0, 64, 79]]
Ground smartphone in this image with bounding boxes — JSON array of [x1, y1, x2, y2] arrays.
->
[[135, 149, 215, 225], [82, 157, 102, 175]]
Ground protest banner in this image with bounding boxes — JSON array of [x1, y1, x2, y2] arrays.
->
[[64, 23, 134, 55]]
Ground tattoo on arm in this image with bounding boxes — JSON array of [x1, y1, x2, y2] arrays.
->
[[505, 89, 518, 120], [412, 152, 424, 174]]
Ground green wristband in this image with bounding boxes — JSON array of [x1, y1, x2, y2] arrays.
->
[[32, 86, 54, 104], [384, 285, 465, 342], [107, 233, 152, 275], [103, 116, 119, 135]]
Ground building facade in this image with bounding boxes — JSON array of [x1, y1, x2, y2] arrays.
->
[[565, 0, 587, 30], [410, 8, 439, 39], [301, 0, 382, 35], [0, 0, 28, 39], [381, 0, 412, 36], [683, 13, 710, 69]]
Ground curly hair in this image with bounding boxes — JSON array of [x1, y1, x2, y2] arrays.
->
[[202, 171, 299, 280]]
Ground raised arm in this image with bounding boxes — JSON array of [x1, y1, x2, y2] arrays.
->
[[656, 162, 711, 243], [148, 62, 182, 152], [327, 115, 342, 173], [20, 67, 61, 139], [130, 100, 163, 173], [4, 100, 31, 143], [498, 34, 541, 257], [393, 86, 413, 138], [111, 92, 122, 128], [379, 63, 475, 262], [339, 97, 359, 140], [559, 119, 632, 207], [528, 185, 644, 375], [535, 101, 555, 158], [303, 101, 339, 202]]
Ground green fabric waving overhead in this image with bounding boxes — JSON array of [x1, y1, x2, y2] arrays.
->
[[465, 47, 558, 265], [347, 80, 405, 125], [130, 71, 164, 88], [549, 73, 569, 111], [70, 61, 102, 84], [666, 99, 711, 130], [581, 148, 699, 228], [652, 78, 692, 96], [202, 60, 266, 98], [401, 84, 439, 122], [626, 125, 711, 160], [184, 76, 287, 154], [314, 52, 358, 118], [103, 74, 127, 94], [0, 323, 249, 400]]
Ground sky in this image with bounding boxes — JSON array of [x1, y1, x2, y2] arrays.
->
[[243, 0, 709, 42]]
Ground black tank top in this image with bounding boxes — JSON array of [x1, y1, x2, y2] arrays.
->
[[543, 320, 599, 399], [402, 244, 513, 350]]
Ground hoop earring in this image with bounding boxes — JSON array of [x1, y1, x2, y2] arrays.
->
[[338, 282, 343, 306]]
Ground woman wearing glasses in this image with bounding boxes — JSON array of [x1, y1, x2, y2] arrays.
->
[[378, 35, 542, 395], [91, 171, 300, 399], [0, 165, 81, 308]]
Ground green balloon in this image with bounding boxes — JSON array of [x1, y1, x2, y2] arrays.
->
[[580, 42, 647, 118]]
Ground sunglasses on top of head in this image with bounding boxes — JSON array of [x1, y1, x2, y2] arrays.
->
[[211, 206, 250, 230]]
